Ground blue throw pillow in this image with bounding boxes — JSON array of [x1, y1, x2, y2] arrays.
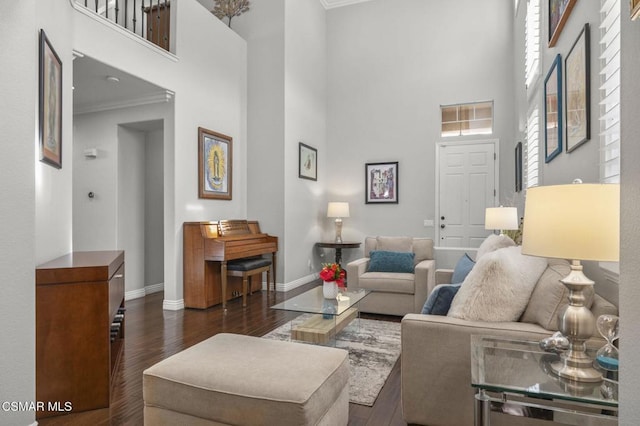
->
[[367, 250, 415, 273], [421, 284, 462, 315], [451, 253, 475, 284]]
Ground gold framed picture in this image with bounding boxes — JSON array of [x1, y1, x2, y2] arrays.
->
[[198, 127, 232, 200]]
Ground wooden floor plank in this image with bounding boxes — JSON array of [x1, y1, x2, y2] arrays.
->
[[38, 282, 407, 426]]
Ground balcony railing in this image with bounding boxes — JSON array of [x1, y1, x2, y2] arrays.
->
[[76, 0, 171, 51]]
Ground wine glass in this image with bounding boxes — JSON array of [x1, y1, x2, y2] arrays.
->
[[595, 315, 619, 376]]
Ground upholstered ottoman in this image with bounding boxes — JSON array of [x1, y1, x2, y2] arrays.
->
[[143, 333, 349, 425]]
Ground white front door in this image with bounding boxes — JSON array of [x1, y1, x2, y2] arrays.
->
[[437, 141, 497, 248]]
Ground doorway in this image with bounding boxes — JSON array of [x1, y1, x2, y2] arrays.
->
[[436, 140, 498, 248]]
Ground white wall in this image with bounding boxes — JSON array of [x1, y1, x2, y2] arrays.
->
[[73, 103, 171, 298], [73, 0, 247, 307], [234, 0, 287, 285], [325, 0, 515, 261], [620, 0, 640, 422], [118, 126, 147, 292], [0, 2, 36, 425], [145, 128, 165, 288], [283, 0, 328, 282]]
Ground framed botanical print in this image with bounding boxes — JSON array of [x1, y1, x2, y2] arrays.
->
[[565, 23, 591, 153], [298, 142, 317, 181], [198, 127, 233, 200], [544, 55, 563, 163], [39, 30, 63, 169], [365, 162, 398, 204]]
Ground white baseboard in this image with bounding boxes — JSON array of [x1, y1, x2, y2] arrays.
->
[[125, 282, 164, 301], [163, 298, 184, 311], [275, 273, 318, 292]]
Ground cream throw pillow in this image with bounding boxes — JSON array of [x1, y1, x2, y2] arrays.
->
[[448, 246, 548, 322], [475, 234, 516, 261]]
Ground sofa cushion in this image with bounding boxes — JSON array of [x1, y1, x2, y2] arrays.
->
[[377, 236, 413, 253], [358, 272, 415, 294], [421, 283, 462, 315], [520, 258, 595, 330], [368, 250, 415, 273], [451, 253, 475, 284], [448, 246, 548, 322], [412, 238, 434, 263], [475, 234, 516, 261]]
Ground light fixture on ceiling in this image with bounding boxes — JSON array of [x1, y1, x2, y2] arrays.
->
[[106, 76, 120, 83]]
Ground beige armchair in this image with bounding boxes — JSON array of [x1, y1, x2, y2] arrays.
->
[[346, 236, 435, 316]]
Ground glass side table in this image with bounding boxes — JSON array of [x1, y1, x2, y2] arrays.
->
[[471, 335, 618, 426]]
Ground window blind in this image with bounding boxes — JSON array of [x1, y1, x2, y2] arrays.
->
[[525, 0, 540, 89], [599, 0, 621, 183], [526, 106, 540, 188]]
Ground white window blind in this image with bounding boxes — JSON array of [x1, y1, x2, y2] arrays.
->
[[526, 106, 540, 188], [525, 0, 540, 89], [599, 0, 621, 183]]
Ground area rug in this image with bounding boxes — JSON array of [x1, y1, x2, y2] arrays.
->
[[262, 316, 401, 406]]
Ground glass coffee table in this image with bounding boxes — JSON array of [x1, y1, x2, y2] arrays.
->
[[270, 286, 371, 345], [471, 335, 618, 426]]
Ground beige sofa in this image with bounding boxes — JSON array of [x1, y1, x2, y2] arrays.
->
[[401, 258, 618, 426], [346, 236, 435, 316]]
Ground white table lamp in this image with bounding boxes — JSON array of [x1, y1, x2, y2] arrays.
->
[[485, 206, 518, 235], [327, 202, 350, 243], [521, 180, 619, 382]]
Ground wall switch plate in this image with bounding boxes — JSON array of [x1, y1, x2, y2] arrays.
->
[[423, 219, 434, 227]]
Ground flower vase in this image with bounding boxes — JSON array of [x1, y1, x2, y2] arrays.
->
[[323, 281, 339, 299]]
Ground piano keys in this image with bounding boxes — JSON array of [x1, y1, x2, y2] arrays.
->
[[183, 220, 278, 309]]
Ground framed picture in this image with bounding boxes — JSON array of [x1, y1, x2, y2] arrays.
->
[[298, 142, 317, 181], [39, 30, 63, 169], [633, 0, 640, 20], [565, 24, 590, 153], [549, 0, 576, 47], [198, 127, 232, 200], [544, 54, 563, 163], [365, 162, 398, 204], [515, 142, 523, 193]]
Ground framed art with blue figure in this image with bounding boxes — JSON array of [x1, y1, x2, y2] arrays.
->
[[39, 29, 62, 169], [365, 161, 398, 204], [198, 127, 233, 200]]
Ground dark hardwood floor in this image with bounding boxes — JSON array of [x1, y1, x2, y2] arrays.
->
[[39, 282, 407, 426]]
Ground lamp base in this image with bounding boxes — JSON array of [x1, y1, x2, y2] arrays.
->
[[550, 260, 602, 383], [334, 219, 343, 243]]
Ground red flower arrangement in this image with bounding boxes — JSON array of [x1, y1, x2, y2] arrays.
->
[[319, 263, 346, 287]]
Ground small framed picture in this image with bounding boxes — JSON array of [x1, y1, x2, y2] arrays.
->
[[565, 23, 590, 153], [198, 127, 232, 200], [544, 54, 563, 163], [548, 0, 576, 47], [39, 30, 63, 169], [365, 162, 398, 204], [515, 142, 523, 193], [632, 0, 640, 20], [298, 142, 317, 181]]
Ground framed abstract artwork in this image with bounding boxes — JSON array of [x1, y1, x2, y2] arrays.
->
[[565, 23, 590, 153], [549, 0, 576, 47], [544, 55, 563, 163], [298, 142, 317, 181], [198, 127, 233, 200], [39, 30, 63, 169], [365, 162, 398, 204]]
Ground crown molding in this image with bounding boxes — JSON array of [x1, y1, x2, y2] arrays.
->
[[74, 90, 174, 115], [320, 0, 375, 10]]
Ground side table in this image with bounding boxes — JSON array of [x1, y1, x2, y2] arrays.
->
[[471, 335, 617, 426], [316, 241, 361, 265]]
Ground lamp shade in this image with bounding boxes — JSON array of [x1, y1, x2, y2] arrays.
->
[[485, 206, 518, 231], [521, 183, 619, 261], [327, 202, 350, 218]]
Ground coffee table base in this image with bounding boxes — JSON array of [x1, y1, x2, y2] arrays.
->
[[292, 308, 358, 344]]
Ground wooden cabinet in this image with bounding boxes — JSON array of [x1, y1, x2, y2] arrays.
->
[[36, 251, 125, 418]]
